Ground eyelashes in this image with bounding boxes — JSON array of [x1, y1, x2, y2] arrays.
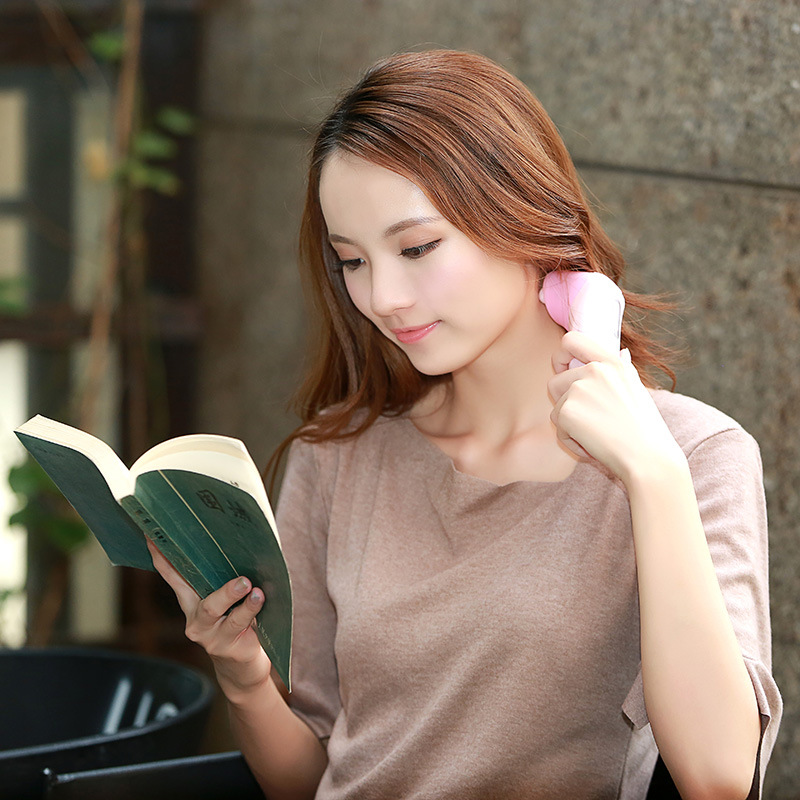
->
[[334, 257, 365, 272], [333, 239, 442, 272], [400, 239, 441, 259]]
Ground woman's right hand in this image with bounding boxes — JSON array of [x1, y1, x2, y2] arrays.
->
[[145, 538, 273, 703]]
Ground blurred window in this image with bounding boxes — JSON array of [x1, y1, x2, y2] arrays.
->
[[0, 88, 28, 646], [0, 6, 199, 650], [0, 62, 76, 644]]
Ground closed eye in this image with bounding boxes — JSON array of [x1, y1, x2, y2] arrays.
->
[[334, 257, 365, 272], [401, 240, 441, 259]]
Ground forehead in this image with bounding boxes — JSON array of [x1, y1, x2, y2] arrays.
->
[[319, 153, 437, 233]]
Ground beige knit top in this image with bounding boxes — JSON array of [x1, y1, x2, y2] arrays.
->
[[276, 390, 781, 799]]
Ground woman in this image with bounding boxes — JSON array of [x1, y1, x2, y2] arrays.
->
[[149, 50, 781, 799]]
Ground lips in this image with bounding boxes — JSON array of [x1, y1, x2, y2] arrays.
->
[[390, 321, 440, 344]]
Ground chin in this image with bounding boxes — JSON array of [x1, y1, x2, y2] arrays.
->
[[410, 364, 452, 378], [385, 332, 477, 377], [402, 351, 471, 377]]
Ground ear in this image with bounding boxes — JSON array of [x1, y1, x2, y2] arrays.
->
[[524, 262, 547, 294]]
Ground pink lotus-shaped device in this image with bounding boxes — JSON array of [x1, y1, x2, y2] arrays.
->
[[539, 271, 625, 366]]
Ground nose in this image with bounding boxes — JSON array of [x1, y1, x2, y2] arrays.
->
[[369, 259, 415, 318]]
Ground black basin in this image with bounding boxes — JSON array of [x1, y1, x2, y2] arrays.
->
[[0, 647, 214, 800]]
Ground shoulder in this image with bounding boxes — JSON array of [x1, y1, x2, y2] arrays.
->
[[286, 413, 415, 480], [280, 413, 421, 518], [653, 392, 767, 541], [651, 389, 761, 464]]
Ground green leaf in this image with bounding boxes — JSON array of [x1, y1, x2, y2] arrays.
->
[[0, 298, 26, 314], [88, 30, 125, 63], [156, 106, 196, 136], [7, 456, 91, 554], [9, 504, 40, 529], [44, 518, 90, 553], [0, 587, 22, 604], [8, 509, 28, 528], [132, 130, 178, 160], [8, 459, 53, 498], [128, 162, 181, 195], [0, 276, 28, 314]]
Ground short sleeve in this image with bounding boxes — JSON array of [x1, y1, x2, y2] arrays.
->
[[622, 427, 782, 796], [276, 438, 341, 742]]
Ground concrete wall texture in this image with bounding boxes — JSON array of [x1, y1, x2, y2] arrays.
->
[[195, 1, 800, 794]]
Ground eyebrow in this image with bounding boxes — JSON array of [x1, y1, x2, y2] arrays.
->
[[328, 215, 443, 246]]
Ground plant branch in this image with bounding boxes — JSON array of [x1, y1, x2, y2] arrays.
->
[[34, 0, 109, 90], [79, 0, 144, 433]]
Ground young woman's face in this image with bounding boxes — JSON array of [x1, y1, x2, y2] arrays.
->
[[318, 153, 540, 376]]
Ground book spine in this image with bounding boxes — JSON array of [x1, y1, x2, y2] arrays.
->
[[120, 495, 215, 597]]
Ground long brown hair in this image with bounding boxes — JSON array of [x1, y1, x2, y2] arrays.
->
[[269, 50, 675, 481]]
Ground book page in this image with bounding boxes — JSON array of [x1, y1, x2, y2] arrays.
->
[[130, 435, 279, 541]]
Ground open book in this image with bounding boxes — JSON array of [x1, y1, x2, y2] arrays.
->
[[14, 415, 292, 689]]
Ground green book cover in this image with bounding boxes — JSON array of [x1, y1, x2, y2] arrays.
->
[[133, 469, 292, 676], [15, 432, 154, 571], [14, 417, 293, 689]]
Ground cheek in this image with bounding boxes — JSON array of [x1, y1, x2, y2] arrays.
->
[[343, 272, 372, 317], [447, 262, 531, 328], [427, 254, 512, 312], [421, 257, 473, 307]]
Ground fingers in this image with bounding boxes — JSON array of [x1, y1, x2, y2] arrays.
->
[[550, 386, 592, 460], [548, 332, 638, 459], [549, 332, 632, 404], [146, 538, 201, 615], [145, 540, 271, 696], [195, 575, 255, 625], [551, 330, 615, 375], [548, 330, 664, 477], [145, 538, 266, 652], [186, 582, 265, 656], [215, 587, 265, 646]]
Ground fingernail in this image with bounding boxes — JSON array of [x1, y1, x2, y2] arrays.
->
[[235, 577, 250, 595], [249, 588, 263, 606]]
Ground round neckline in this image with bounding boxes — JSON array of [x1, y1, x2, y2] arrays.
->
[[398, 415, 585, 490]]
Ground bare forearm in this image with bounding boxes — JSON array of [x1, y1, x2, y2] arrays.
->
[[227, 678, 328, 800], [627, 456, 760, 799]]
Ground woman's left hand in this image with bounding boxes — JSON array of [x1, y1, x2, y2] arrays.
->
[[548, 330, 684, 484]]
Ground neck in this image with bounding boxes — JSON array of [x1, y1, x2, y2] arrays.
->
[[416, 303, 566, 446]]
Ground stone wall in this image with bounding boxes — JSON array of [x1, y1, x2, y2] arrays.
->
[[195, 1, 800, 793]]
